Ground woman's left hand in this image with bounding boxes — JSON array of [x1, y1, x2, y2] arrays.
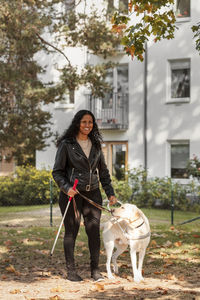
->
[[108, 195, 117, 206]]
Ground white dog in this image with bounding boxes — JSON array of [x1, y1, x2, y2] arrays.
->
[[101, 203, 150, 282]]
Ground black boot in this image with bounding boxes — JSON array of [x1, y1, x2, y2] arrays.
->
[[66, 264, 83, 282], [91, 268, 104, 282]]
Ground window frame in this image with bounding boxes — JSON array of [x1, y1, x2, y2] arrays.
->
[[166, 58, 191, 104], [166, 140, 190, 181], [175, 0, 191, 22], [101, 141, 128, 178]]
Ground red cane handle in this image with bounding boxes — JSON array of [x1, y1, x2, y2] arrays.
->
[[68, 179, 78, 202]]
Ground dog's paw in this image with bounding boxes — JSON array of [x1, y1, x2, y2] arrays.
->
[[134, 276, 144, 283], [112, 266, 119, 274], [108, 274, 115, 279]]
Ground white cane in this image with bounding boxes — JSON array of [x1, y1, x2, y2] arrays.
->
[[50, 179, 78, 256]]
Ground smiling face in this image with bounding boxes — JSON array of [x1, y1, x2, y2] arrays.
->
[[78, 114, 93, 139]]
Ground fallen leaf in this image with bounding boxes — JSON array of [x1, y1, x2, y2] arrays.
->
[[50, 286, 64, 293], [4, 240, 13, 246], [154, 270, 164, 275], [193, 234, 200, 238], [163, 240, 172, 248], [160, 252, 168, 257], [166, 274, 176, 280], [170, 226, 175, 230], [6, 264, 20, 276], [91, 283, 105, 292], [10, 289, 21, 294], [49, 296, 62, 300], [6, 264, 16, 273], [174, 241, 182, 247], [150, 240, 157, 247]]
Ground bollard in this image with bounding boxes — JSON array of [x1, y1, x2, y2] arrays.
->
[[171, 180, 174, 225], [50, 178, 53, 227]]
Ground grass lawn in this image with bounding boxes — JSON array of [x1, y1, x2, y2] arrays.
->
[[0, 206, 199, 299]]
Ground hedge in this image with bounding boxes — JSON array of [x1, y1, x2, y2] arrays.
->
[[0, 166, 59, 206], [0, 165, 200, 212]]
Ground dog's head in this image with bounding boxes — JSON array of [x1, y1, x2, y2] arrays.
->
[[111, 203, 141, 223]]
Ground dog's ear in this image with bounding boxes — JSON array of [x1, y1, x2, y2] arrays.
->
[[130, 206, 141, 222]]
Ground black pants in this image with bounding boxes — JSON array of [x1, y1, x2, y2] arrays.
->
[[59, 188, 102, 271]]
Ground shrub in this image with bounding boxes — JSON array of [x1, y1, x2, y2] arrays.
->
[[106, 167, 200, 212], [0, 166, 59, 206]]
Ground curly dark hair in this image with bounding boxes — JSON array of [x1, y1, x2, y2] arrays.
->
[[56, 110, 103, 150]]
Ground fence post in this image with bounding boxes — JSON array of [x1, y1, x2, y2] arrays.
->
[[50, 178, 53, 227], [171, 180, 174, 225]]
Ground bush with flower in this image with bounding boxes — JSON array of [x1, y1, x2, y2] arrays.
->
[[186, 154, 200, 180]]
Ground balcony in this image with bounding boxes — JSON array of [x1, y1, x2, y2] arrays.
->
[[87, 93, 129, 130]]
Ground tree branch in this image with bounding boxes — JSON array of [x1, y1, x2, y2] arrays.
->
[[36, 33, 71, 65]]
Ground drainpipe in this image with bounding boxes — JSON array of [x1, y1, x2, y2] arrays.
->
[[143, 41, 148, 172]]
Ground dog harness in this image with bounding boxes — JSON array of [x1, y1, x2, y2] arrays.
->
[[111, 216, 151, 241]]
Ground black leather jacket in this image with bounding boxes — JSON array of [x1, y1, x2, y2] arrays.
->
[[52, 137, 115, 198]]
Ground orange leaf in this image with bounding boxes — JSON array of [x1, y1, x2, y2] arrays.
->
[[50, 286, 64, 293], [174, 241, 182, 247], [91, 283, 105, 292], [166, 274, 176, 280], [150, 240, 157, 247], [160, 252, 167, 257], [49, 296, 62, 300], [95, 283, 105, 291], [154, 271, 164, 275], [128, 1, 133, 12], [5, 265, 20, 276], [112, 24, 126, 34], [6, 265, 16, 273], [10, 289, 21, 294]]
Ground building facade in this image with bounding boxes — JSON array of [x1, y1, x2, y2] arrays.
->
[[35, 0, 200, 183]]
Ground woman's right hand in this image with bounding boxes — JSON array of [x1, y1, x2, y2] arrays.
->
[[67, 187, 78, 198]]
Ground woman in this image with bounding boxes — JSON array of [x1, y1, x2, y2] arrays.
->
[[52, 110, 117, 282]]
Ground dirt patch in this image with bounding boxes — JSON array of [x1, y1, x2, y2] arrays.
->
[[1, 267, 200, 300]]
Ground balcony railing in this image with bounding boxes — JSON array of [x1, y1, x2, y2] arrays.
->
[[87, 93, 129, 130]]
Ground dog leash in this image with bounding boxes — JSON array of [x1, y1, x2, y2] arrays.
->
[[71, 190, 111, 220]]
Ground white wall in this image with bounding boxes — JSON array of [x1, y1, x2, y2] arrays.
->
[[36, 0, 200, 180]]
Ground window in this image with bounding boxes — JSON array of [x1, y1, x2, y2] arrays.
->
[[170, 142, 189, 179], [102, 142, 128, 180], [107, 0, 128, 15], [176, 0, 190, 18], [119, 0, 128, 13], [54, 91, 75, 109], [103, 64, 129, 109], [167, 59, 190, 103], [64, 0, 75, 12], [64, 0, 75, 29]]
